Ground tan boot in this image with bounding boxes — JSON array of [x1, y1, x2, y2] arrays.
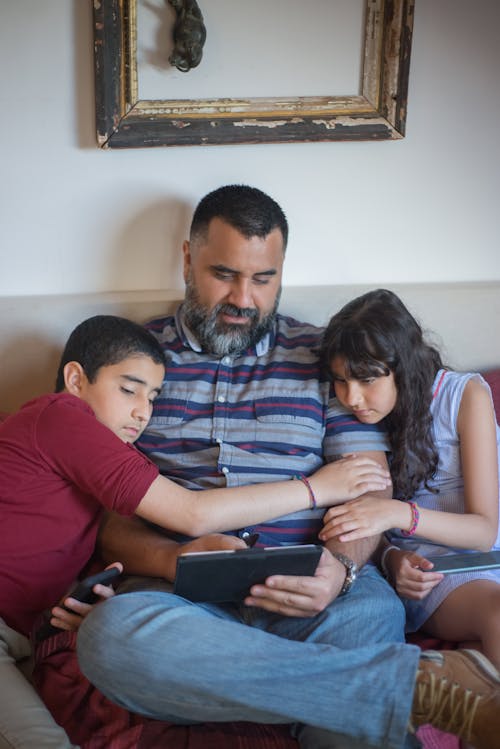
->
[[411, 649, 500, 749]]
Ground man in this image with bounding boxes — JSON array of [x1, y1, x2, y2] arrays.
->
[[77, 185, 500, 749]]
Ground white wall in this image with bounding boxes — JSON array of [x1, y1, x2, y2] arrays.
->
[[1, 0, 499, 298]]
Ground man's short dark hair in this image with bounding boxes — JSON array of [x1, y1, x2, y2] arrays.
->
[[190, 185, 288, 250], [55, 315, 166, 392]]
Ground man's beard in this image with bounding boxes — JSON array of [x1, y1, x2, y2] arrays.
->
[[183, 279, 281, 357]]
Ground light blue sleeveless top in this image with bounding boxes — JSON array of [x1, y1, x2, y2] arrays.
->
[[387, 369, 500, 631]]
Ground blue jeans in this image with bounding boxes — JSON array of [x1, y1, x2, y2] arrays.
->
[[77, 565, 420, 749]]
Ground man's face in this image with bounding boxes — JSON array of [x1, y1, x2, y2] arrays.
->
[[182, 217, 284, 356]]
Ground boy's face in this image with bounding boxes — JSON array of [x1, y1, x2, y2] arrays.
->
[[77, 355, 164, 443]]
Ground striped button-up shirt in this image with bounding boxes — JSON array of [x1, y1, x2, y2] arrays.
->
[[137, 306, 387, 546]]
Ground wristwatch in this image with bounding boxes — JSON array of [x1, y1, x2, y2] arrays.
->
[[330, 552, 358, 596]]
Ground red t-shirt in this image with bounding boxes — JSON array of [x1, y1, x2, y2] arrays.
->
[[0, 393, 159, 636]]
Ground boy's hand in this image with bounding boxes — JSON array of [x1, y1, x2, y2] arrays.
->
[[49, 562, 123, 632], [310, 454, 391, 506]]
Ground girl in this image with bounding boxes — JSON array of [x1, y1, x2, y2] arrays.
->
[[318, 288, 500, 669]]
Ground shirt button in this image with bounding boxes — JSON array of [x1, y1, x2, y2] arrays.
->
[[217, 395, 225, 403], [222, 467, 229, 475]]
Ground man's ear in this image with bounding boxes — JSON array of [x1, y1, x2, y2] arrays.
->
[[63, 361, 87, 397], [182, 240, 191, 284]]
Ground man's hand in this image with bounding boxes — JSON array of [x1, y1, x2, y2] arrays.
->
[[177, 533, 247, 556], [387, 549, 443, 599], [243, 548, 345, 617]]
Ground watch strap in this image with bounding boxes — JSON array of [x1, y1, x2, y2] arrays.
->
[[330, 551, 358, 596]]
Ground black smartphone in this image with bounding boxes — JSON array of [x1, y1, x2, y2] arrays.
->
[[64, 567, 122, 605], [35, 567, 122, 642]]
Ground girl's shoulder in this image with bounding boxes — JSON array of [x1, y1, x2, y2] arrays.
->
[[432, 369, 485, 402], [433, 370, 495, 430]]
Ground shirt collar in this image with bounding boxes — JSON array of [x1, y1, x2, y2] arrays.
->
[[175, 304, 274, 358]]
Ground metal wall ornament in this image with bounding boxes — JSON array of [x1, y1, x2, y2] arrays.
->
[[93, 0, 415, 149], [167, 0, 207, 73]]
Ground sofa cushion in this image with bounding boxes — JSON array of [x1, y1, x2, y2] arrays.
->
[[482, 368, 500, 418]]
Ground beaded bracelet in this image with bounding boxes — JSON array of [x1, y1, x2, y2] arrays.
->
[[401, 501, 420, 536], [293, 474, 317, 510]]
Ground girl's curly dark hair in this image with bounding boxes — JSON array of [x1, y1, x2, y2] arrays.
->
[[319, 289, 443, 498]]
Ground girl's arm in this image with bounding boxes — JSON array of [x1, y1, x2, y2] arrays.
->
[[320, 379, 499, 550], [134, 453, 391, 538]]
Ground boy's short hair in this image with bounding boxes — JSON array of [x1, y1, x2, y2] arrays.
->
[[190, 184, 289, 250], [55, 315, 166, 392]]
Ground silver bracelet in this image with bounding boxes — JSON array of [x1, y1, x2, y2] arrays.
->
[[380, 544, 400, 578]]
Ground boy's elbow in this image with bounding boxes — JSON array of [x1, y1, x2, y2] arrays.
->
[[182, 506, 211, 538]]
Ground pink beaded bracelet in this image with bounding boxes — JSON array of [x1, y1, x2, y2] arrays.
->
[[293, 474, 317, 510], [401, 501, 420, 536]]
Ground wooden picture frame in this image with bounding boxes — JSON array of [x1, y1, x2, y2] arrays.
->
[[93, 0, 415, 149]]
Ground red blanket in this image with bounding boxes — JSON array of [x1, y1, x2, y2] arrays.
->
[[33, 631, 296, 749]]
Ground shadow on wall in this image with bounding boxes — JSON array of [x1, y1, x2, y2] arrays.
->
[[102, 198, 190, 293], [0, 335, 63, 413], [142, 0, 177, 71], [73, 0, 96, 150]]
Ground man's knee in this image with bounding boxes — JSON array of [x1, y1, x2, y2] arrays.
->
[[77, 591, 196, 677]]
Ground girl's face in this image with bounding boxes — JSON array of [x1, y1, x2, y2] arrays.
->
[[329, 355, 398, 424]]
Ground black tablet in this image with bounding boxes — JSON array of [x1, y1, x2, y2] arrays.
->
[[174, 544, 323, 602], [426, 550, 500, 575]]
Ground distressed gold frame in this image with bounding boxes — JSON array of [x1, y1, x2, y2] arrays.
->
[[93, 0, 415, 149]]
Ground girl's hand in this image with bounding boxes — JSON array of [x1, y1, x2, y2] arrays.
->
[[49, 562, 123, 632], [387, 549, 444, 599], [319, 496, 404, 542], [309, 454, 392, 507]]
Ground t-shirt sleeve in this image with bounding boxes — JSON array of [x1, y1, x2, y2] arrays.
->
[[323, 384, 390, 461], [35, 396, 159, 515]]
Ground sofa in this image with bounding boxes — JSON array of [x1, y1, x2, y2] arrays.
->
[[1, 283, 499, 748]]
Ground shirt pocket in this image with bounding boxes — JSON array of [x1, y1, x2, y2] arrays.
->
[[252, 390, 325, 456]]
